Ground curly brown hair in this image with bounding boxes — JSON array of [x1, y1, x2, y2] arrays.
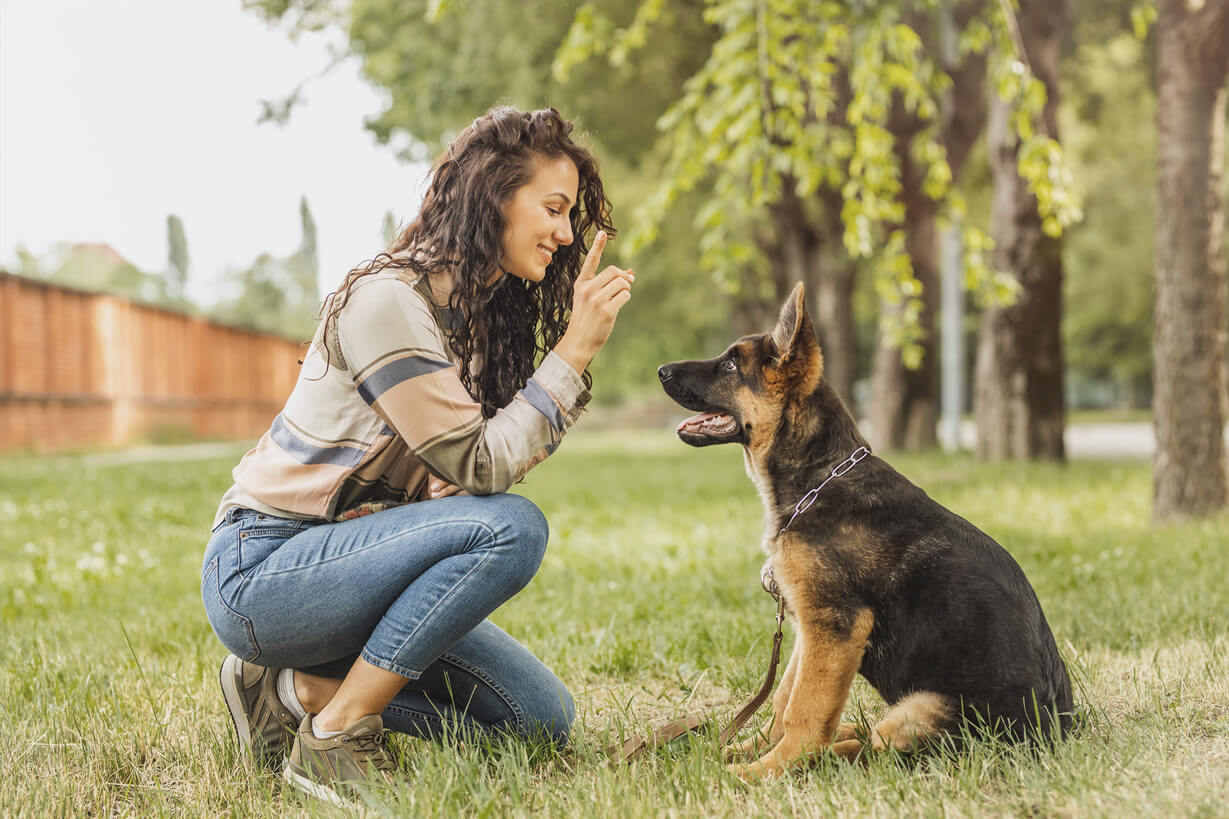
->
[[321, 106, 614, 417]]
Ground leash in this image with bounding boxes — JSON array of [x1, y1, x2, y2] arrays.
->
[[604, 590, 786, 764], [716, 591, 786, 746], [603, 445, 870, 764]]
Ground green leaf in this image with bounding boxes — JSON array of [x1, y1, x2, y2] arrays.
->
[[552, 4, 614, 83], [1130, 2, 1157, 40]]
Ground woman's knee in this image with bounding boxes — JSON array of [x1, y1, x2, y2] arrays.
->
[[499, 494, 548, 551], [522, 678, 576, 748], [487, 494, 549, 586]]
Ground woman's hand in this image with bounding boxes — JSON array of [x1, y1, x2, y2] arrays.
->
[[426, 479, 467, 500], [554, 231, 634, 374]]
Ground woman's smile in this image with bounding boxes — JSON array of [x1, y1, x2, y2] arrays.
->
[[537, 244, 555, 264]]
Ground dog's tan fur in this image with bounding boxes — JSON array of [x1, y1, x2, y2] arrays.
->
[[727, 596, 874, 779]]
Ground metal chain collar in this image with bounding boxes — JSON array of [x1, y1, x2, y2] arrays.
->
[[777, 446, 871, 535]]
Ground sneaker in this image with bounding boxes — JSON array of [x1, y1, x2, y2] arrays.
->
[[218, 655, 298, 765], [283, 714, 395, 805]]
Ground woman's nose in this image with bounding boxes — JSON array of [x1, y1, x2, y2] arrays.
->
[[554, 221, 573, 246]]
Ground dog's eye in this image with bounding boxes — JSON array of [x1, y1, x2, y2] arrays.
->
[[722, 359, 737, 372]]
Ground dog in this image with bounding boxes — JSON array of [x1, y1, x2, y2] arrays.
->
[[658, 282, 1073, 780]]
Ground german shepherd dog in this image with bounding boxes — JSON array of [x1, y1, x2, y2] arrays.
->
[[658, 283, 1073, 780]]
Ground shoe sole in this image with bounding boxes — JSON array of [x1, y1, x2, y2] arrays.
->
[[219, 655, 256, 756], [283, 764, 348, 807]]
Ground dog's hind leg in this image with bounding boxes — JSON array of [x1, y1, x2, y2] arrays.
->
[[728, 606, 873, 781], [724, 638, 800, 762], [829, 692, 957, 762]]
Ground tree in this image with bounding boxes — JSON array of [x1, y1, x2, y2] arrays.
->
[[761, 184, 859, 406], [217, 253, 292, 335], [247, 0, 1076, 414], [13, 242, 163, 303], [248, 0, 732, 399], [559, 1, 1082, 448], [381, 210, 398, 249], [1061, 30, 1156, 409], [210, 198, 325, 341], [974, 0, 1072, 461], [1152, 0, 1229, 519], [166, 213, 190, 303], [287, 196, 320, 306], [870, 1, 989, 450]]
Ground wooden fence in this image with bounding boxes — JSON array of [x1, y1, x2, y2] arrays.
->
[[0, 272, 304, 452]]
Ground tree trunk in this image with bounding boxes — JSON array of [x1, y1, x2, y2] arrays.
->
[[870, 1, 987, 451], [814, 187, 857, 409], [974, 0, 1067, 461], [870, 193, 941, 452], [764, 186, 858, 409], [740, 242, 786, 337], [902, 201, 941, 450], [1152, 0, 1229, 520]]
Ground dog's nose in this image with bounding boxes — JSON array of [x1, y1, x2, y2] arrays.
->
[[657, 365, 672, 383]]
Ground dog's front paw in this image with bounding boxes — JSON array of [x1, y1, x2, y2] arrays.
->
[[722, 733, 770, 763], [726, 760, 769, 783], [727, 748, 790, 782]]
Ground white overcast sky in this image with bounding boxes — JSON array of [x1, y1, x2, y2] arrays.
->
[[0, 0, 430, 303]]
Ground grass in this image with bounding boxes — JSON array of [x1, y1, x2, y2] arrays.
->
[[1, 429, 1227, 817]]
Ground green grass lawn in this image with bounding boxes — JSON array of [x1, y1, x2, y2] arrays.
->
[[2, 430, 1227, 817]]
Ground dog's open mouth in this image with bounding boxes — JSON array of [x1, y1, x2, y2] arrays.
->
[[676, 411, 740, 445]]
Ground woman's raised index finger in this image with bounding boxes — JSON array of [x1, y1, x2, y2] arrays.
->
[[581, 230, 608, 277]]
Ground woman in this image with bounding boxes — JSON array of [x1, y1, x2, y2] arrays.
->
[[201, 106, 634, 804]]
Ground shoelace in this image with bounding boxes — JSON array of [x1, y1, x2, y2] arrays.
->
[[348, 732, 395, 772]]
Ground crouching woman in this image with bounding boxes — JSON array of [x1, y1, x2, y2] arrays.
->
[[200, 105, 634, 803]]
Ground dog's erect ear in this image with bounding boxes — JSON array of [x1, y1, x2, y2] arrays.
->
[[769, 282, 818, 365]]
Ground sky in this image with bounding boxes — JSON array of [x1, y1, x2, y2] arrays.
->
[[0, 0, 430, 303]]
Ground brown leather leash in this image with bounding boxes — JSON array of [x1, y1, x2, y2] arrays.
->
[[604, 592, 786, 764]]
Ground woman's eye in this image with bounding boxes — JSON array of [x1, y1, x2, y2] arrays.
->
[[547, 207, 561, 216], [723, 359, 737, 372]]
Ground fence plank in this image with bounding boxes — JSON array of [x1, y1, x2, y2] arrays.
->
[[0, 273, 301, 452]]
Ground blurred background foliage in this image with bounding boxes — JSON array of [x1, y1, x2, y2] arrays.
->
[[13, 196, 324, 341], [243, 0, 1225, 414], [10, 0, 1224, 415]]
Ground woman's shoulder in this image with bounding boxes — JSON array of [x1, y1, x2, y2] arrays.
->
[[345, 263, 422, 295], [331, 268, 450, 364], [341, 269, 434, 323]]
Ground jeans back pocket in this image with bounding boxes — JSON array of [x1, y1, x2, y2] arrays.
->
[[236, 515, 310, 577]]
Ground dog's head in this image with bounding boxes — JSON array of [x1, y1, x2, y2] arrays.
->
[[658, 282, 822, 450]]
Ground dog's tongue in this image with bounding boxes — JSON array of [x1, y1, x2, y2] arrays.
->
[[678, 412, 737, 435]]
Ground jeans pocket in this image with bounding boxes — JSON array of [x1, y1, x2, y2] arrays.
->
[[236, 516, 309, 576], [201, 555, 261, 662]]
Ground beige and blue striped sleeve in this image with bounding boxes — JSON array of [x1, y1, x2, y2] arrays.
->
[[336, 276, 589, 494]]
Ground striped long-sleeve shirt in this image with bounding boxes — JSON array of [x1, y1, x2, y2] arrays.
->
[[212, 270, 589, 528]]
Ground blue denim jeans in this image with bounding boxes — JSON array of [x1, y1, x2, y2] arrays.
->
[[201, 493, 574, 746]]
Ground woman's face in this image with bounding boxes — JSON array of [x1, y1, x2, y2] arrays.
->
[[498, 155, 579, 283]]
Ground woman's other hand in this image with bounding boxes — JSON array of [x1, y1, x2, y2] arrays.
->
[[426, 479, 467, 500], [554, 231, 634, 374]]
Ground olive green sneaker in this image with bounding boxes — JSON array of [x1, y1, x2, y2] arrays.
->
[[283, 714, 395, 805], [218, 655, 299, 766]]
